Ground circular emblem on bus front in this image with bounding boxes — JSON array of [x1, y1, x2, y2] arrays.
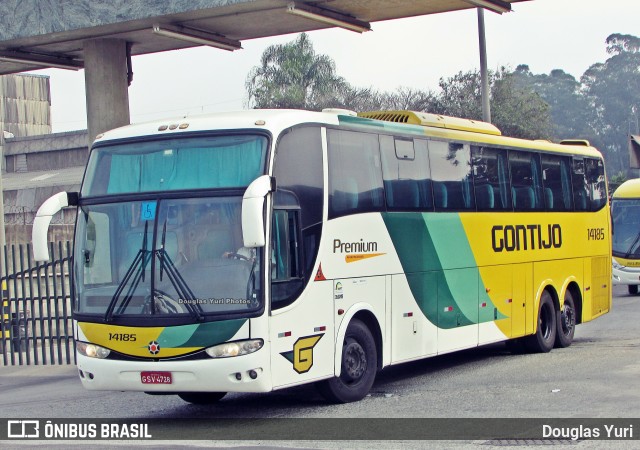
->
[[148, 341, 161, 355]]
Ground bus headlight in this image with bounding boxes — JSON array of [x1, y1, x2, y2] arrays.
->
[[76, 341, 111, 359], [205, 339, 264, 358]]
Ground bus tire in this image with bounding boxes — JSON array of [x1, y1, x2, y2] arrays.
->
[[316, 319, 377, 404], [629, 285, 639, 295], [524, 291, 557, 353], [178, 392, 226, 404], [555, 290, 576, 348]]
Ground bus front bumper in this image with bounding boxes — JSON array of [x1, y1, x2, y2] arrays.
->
[[76, 345, 272, 393], [612, 264, 640, 286]]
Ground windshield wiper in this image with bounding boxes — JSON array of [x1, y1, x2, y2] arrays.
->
[[155, 245, 203, 321], [624, 230, 640, 259], [104, 221, 151, 322]]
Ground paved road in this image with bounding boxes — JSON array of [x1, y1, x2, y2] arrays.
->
[[0, 285, 638, 449]]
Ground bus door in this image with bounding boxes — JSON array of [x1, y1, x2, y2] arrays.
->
[[268, 208, 334, 389]]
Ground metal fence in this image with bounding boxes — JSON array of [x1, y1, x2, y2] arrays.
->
[[0, 242, 75, 366]]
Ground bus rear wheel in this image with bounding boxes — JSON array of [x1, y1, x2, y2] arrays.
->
[[555, 290, 576, 348], [178, 392, 226, 404], [316, 319, 377, 404], [524, 291, 557, 353], [629, 285, 639, 295]]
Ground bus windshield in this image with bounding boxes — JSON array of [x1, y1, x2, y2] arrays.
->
[[75, 196, 262, 319], [612, 198, 640, 258], [81, 134, 268, 196]]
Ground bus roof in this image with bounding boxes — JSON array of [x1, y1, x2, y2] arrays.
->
[[93, 109, 342, 144], [93, 108, 603, 159], [612, 178, 640, 199]]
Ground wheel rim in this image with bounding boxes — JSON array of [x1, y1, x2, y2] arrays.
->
[[560, 303, 575, 336], [341, 337, 367, 384], [539, 302, 553, 340]]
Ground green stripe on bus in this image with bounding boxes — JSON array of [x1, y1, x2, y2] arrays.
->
[[158, 319, 246, 348], [382, 212, 505, 328]]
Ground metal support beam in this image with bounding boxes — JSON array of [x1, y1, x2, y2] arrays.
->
[[477, 8, 491, 123]]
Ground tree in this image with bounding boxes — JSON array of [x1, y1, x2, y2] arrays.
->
[[581, 33, 640, 175], [429, 68, 552, 140], [491, 69, 552, 140], [510, 65, 596, 142], [245, 33, 347, 110]]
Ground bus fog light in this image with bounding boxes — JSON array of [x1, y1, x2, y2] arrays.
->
[[205, 339, 264, 358], [76, 341, 110, 359]]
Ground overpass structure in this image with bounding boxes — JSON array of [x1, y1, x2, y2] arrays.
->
[[0, 0, 526, 143]]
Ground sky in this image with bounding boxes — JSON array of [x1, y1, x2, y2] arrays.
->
[[26, 0, 640, 134]]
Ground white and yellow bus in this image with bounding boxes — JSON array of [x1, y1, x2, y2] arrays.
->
[[611, 178, 640, 294], [32, 109, 611, 404]]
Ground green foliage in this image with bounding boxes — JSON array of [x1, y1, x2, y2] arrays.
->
[[610, 171, 627, 184], [245, 33, 347, 110], [581, 33, 640, 175], [427, 68, 552, 140]]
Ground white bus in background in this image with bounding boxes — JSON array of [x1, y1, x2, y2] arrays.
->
[[611, 178, 640, 294]]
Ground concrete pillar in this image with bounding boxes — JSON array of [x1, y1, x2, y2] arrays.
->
[[83, 39, 130, 147]]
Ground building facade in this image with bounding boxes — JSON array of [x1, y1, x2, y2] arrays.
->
[[1, 74, 86, 246]]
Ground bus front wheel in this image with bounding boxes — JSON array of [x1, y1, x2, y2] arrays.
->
[[178, 392, 226, 404], [316, 319, 377, 403], [524, 291, 557, 353]]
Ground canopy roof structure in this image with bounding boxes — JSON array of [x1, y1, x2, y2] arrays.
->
[[0, 0, 527, 74]]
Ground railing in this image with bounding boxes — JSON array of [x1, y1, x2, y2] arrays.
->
[[0, 242, 75, 366]]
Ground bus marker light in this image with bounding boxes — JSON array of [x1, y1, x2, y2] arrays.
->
[[480, 302, 487, 308], [337, 309, 344, 315], [507, 299, 512, 303], [278, 331, 292, 338], [249, 370, 258, 379], [235, 372, 242, 380], [444, 306, 453, 312], [168, 124, 178, 130], [158, 125, 168, 131], [403, 312, 413, 317], [314, 326, 326, 332], [179, 123, 189, 129], [255, 120, 266, 126]]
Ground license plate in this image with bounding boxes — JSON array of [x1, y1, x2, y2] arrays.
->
[[141, 371, 172, 384]]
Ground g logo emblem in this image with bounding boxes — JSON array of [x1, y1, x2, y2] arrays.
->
[[280, 334, 323, 374]]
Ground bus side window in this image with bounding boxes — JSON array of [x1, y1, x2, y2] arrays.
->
[[586, 158, 607, 211], [380, 136, 433, 211], [509, 151, 544, 211], [328, 129, 384, 218], [471, 146, 511, 211], [272, 126, 323, 309], [571, 158, 589, 211], [271, 207, 304, 308], [428, 141, 475, 211], [541, 154, 573, 211]]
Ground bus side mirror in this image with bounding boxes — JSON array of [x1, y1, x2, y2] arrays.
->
[[32, 192, 78, 261], [242, 175, 275, 248]]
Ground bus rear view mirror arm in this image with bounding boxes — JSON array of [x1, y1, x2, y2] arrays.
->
[[242, 175, 275, 248], [32, 192, 79, 261]]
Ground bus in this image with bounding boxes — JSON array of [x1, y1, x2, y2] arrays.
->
[[32, 109, 611, 404], [611, 178, 640, 295]]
